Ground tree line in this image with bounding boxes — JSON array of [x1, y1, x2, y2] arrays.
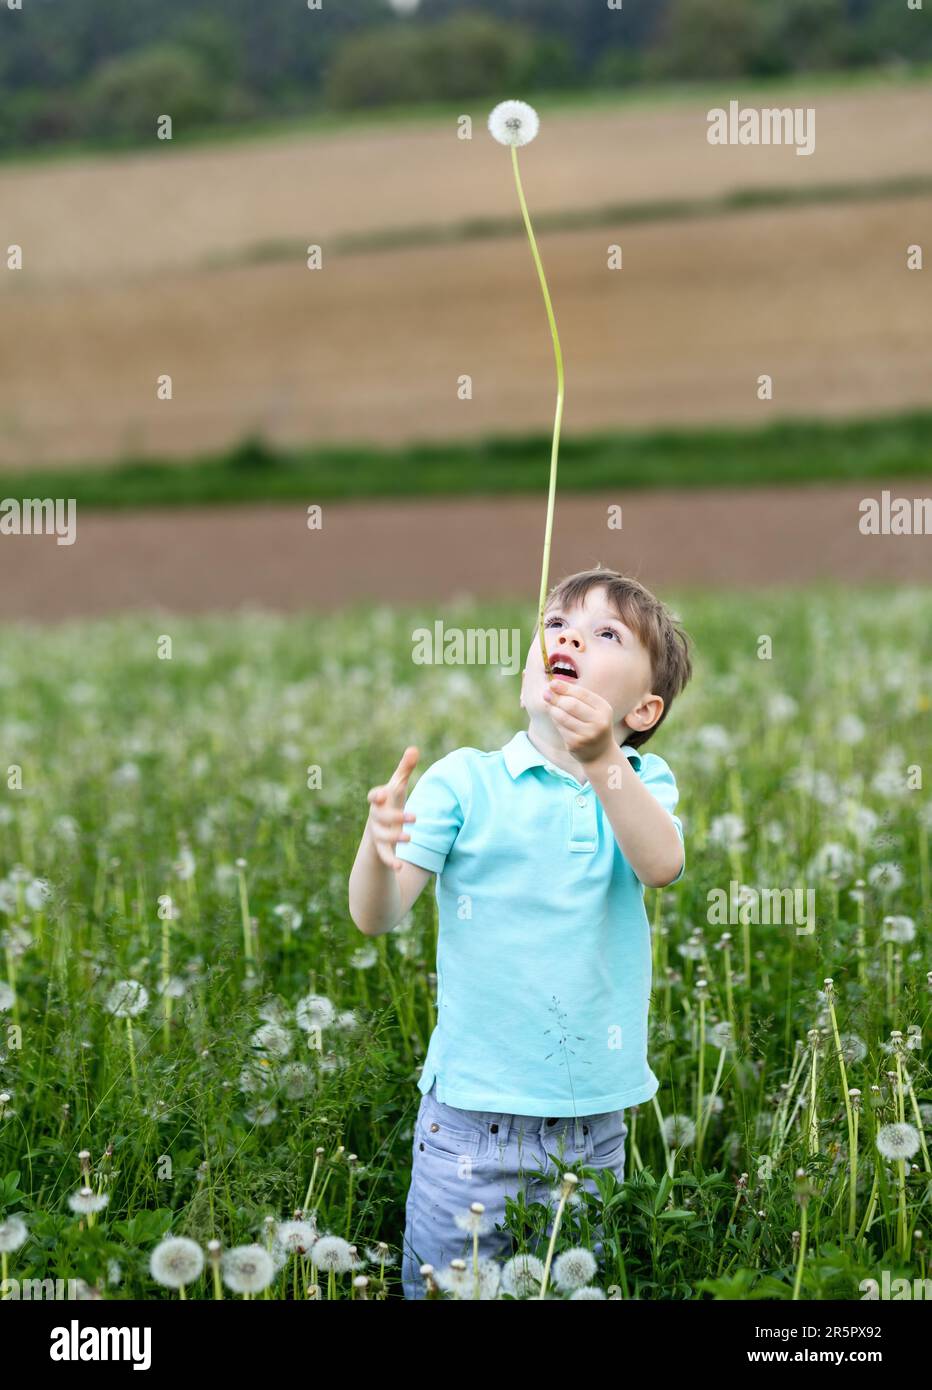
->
[[0, 0, 926, 153]]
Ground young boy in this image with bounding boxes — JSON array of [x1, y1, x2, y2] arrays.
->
[[348, 567, 693, 1298]]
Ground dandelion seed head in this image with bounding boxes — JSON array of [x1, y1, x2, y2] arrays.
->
[[104, 978, 149, 1017], [488, 99, 540, 147], [0, 1213, 27, 1252], [501, 1252, 545, 1298], [552, 1246, 598, 1291], [310, 1234, 354, 1273], [150, 1236, 205, 1289], [876, 1122, 921, 1161], [67, 1187, 109, 1214], [454, 1204, 496, 1237], [221, 1243, 275, 1294], [661, 1114, 697, 1148], [295, 992, 336, 1032]]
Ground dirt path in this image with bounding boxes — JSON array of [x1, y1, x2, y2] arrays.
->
[[1, 481, 928, 623]]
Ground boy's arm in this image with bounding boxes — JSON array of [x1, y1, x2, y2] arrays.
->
[[349, 747, 468, 936], [348, 820, 432, 937], [587, 745, 685, 888]]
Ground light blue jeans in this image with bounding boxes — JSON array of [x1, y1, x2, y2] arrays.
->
[[401, 1081, 629, 1299]]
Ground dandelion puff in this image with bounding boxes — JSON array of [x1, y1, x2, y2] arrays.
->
[[552, 1246, 598, 1291], [570, 1285, 608, 1299], [501, 1252, 545, 1298], [250, 1022, 293, 1059], [310, 1234, 355, 1273], [277, 1061, 315, 1100], [0, 1213, 28, 1252], [239, 1059, 275, 1094], [150, 1236, 204, 1289], [67, 1187, 109, 1215], [453, 1204, 496, 1238], [839, 1033, 868, 1065], [708, 813, 746, 852], [221, 1243, 275, 1294], [244, 1100, 278, 1126], [350, 945, 377, 970], [295, 993, 336, 1032], [0, 982, 14, 1011], [273, 1220, 317, 1258], [807, 843, 855, 882], [272, 904, 302, 933], [364, 1243, 397, 1267], [868, 862, 904, 894], [488, 99, 540, 147], [876, 1122, 921, 1161], [881, 915, 915, 944], [24, 877, 51, 910], [710, 1020, 735, 1050], [546, 1180, 582, 1208], [661, 1114, 697, 1148], [436, 1255, 501, 1300], [104, 979, 149, 1017]]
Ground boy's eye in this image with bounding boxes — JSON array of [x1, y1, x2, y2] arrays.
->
[[545, 616, 622, 642]]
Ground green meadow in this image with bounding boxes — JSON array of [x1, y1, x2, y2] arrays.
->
[[0, 585, 929, 1298]]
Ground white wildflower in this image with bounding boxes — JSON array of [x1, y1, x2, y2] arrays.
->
[[488, 99, 540, 147], [67, 1187, 109, 1215], [501, 1252, 545, 1298], [0, 1213, 28, 1252], [221, 1243, 275, 1294], [295, 993, 336, 1033], [250, 1023, 293, 1059], [150, 1236, 204, 1289], [881, 915, 915, 944], [551, 1246, 598, 1291], [868, 862, 904, 894], [876, 1122, 921, 1162], [661, 1114, 697, 1148], [104, 979, 149, 1017]]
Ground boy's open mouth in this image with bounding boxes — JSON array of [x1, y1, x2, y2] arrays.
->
[[549, 654, 579, 679]]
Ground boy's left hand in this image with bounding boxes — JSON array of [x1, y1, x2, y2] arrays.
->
[[543, 678, 617, 765]]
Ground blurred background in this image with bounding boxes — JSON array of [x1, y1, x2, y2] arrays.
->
[[0, 0, 930, 615]]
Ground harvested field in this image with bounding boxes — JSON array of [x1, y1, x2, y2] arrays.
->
[[0, 196, 929, 469]]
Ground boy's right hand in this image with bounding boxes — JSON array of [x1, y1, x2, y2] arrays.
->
[[366, 746, 419, 872]]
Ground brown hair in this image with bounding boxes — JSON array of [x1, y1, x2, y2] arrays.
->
[[541, 566, 693, 749]]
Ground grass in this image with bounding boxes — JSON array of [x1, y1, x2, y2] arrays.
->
[[0, 585, 929, 1299], [3, 409, 931, 511], [1, 61, 930, 170]]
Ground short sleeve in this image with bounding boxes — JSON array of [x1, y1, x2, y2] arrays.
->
[[394, 749, 471, 876], [638, 752, 686, 885]]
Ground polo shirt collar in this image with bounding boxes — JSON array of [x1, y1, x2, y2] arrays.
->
[[502, 729, 642, 783]]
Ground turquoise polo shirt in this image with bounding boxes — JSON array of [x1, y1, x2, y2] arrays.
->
[[394, 729, 685, 1116]]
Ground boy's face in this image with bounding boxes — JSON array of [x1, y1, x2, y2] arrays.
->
[[520, 585, 664, 745]]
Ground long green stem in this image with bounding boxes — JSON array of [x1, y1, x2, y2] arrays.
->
[[792, 1206, 808, 1300], [509, 142, 564, 680]]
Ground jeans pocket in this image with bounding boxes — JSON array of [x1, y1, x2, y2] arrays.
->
[[418, 1094, 482, 1162], [586, 1110, 628, 1166]]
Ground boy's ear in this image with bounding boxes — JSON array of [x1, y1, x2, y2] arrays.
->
[[624, 693, 664, 734]]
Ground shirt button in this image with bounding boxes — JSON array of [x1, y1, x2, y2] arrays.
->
[[429, 1122, 440, 1132], [576, 795, 586, 807]]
